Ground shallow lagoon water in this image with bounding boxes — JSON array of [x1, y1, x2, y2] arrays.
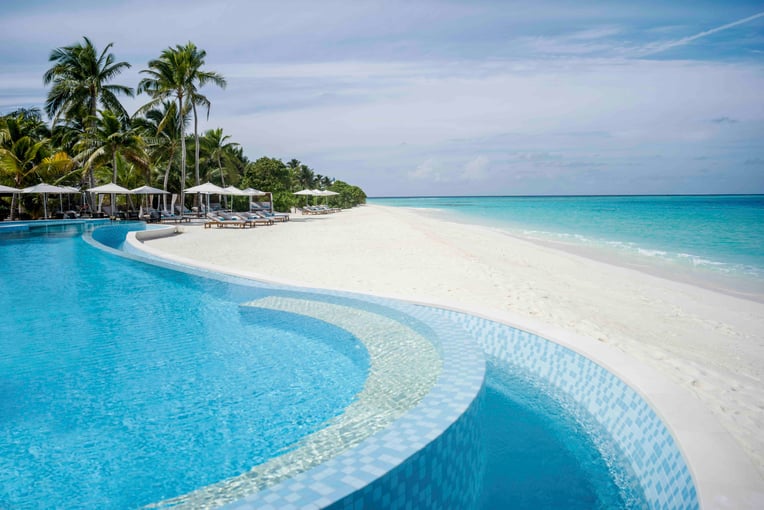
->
[[371, 195, 764, 298]]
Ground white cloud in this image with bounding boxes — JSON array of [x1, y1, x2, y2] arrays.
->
[[461, 156, 490, 181], [409, 159, 447, 182], [1, 1, 763, 195], [636, 11, 764, 56]]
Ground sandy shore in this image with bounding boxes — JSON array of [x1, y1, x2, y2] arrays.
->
[[145, 204, 764, 479]]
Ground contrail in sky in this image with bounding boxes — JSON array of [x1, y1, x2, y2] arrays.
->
[[639, 11, 764, 56]]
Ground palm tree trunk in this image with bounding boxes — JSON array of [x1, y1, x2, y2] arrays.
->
[[162, 147, 175, 212], [88, 88, 98, 190], [218, 154, 227, 208], [193, 102, 200, 210], [178, 94, 186, 214], [10, 193, 17, 220]]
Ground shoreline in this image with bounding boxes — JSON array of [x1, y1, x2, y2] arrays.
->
[[144, 204, 764, 481], [391, 204, 764, 304], [499, 227, 764, 304]]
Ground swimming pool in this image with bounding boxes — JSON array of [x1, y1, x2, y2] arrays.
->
[[0, 221, 700, 508]]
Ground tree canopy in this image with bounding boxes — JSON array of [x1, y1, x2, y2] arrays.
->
[[0, 37, 365, 219]]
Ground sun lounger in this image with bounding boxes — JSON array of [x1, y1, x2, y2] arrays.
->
[[260, 211, 289, 222], [204, 212, 250, 228], [219, 212, 271, 227], [140, 209, 162, 223], [159, 211, 190, 224], [300, 206, 327, 215], [236, 212, 274, 225]]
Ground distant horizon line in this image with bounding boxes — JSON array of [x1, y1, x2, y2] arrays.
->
[[368, 193, 764, 199]]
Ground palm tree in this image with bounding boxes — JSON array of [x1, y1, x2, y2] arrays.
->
[[43, 36, 133, 188], [76, 109, 147, 185], [299, 164, 316, 189], [0, 112, 72, 218], [200, 128, 238, 206], [200, 128, 239, 186], [184, 43, 226, 193], [138, 42, 225, 210], [133, 100, 184, 210]]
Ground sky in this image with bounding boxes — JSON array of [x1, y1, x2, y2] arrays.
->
[[1, 0, 763, 196]]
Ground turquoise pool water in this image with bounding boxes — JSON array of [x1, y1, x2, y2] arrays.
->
[[0, 222, 369, 508], [481, 360, 643, 509], [0, 221, 650, 508]]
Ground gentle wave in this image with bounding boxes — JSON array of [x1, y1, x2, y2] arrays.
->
[[374, 195, 764, 297], [519, 228, 763, 279]]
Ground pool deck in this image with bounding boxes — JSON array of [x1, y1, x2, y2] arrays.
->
[[126, 228, 764, 509]]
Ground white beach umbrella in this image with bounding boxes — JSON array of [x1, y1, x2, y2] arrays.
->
[[1, 185, 22, 219], [88, 183, 132, 215], [222, 185, 248, 211], [186, 182, 226, 213], [22, 183, 72, 218], [57, 186, 80, 212], [315, 189, 339, 206], [294, 188, 317, 207], [131, 185, 169, 211], [22, 182, 69, 194], [222, 185, 247, 195], [185, 182, 226, 194], [88, 183, 132, 194], [130, 185, 168, 195], [244, 188, 271, 212]]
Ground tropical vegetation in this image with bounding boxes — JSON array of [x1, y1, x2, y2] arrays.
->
[[0, 37, 366, 219]]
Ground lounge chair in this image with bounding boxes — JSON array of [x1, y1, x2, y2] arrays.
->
[[300, 206, 326, 215], [140, 208, 161, 223], [217, 212, 263, 227], [204, 212, 250, 229], [159, 210, 189, 224], [176, 205, 198, 220], [237, 211, 275, 226], [259, 210, 289, 222]]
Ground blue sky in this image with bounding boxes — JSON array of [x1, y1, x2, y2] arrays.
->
[[1, 1, 763, 196]]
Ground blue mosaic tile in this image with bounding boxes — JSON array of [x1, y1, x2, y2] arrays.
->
[[128, 246, 698, 510]]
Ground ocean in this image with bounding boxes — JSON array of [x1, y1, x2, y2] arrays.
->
[[368, 195, 764, 301]]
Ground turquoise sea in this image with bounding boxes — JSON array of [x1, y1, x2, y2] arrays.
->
[[368, 195, 764, 301]]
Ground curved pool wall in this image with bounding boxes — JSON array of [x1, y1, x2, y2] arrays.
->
[[440, 310, 697, 508], [114, 225, 699, 508]]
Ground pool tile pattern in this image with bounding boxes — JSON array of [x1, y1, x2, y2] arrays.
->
[[124, 236, 699, 510], [433, 308, 699, 510], [221, 296, 486, 510], [223, 299, 698, 510]]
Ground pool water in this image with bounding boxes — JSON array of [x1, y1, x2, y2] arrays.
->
[[0, 222, 649, 509], [480, 360, 644, 509], [0, 223, 369, 508]]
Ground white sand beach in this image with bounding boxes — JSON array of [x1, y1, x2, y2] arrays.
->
[[144, 204, 764, 480]]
